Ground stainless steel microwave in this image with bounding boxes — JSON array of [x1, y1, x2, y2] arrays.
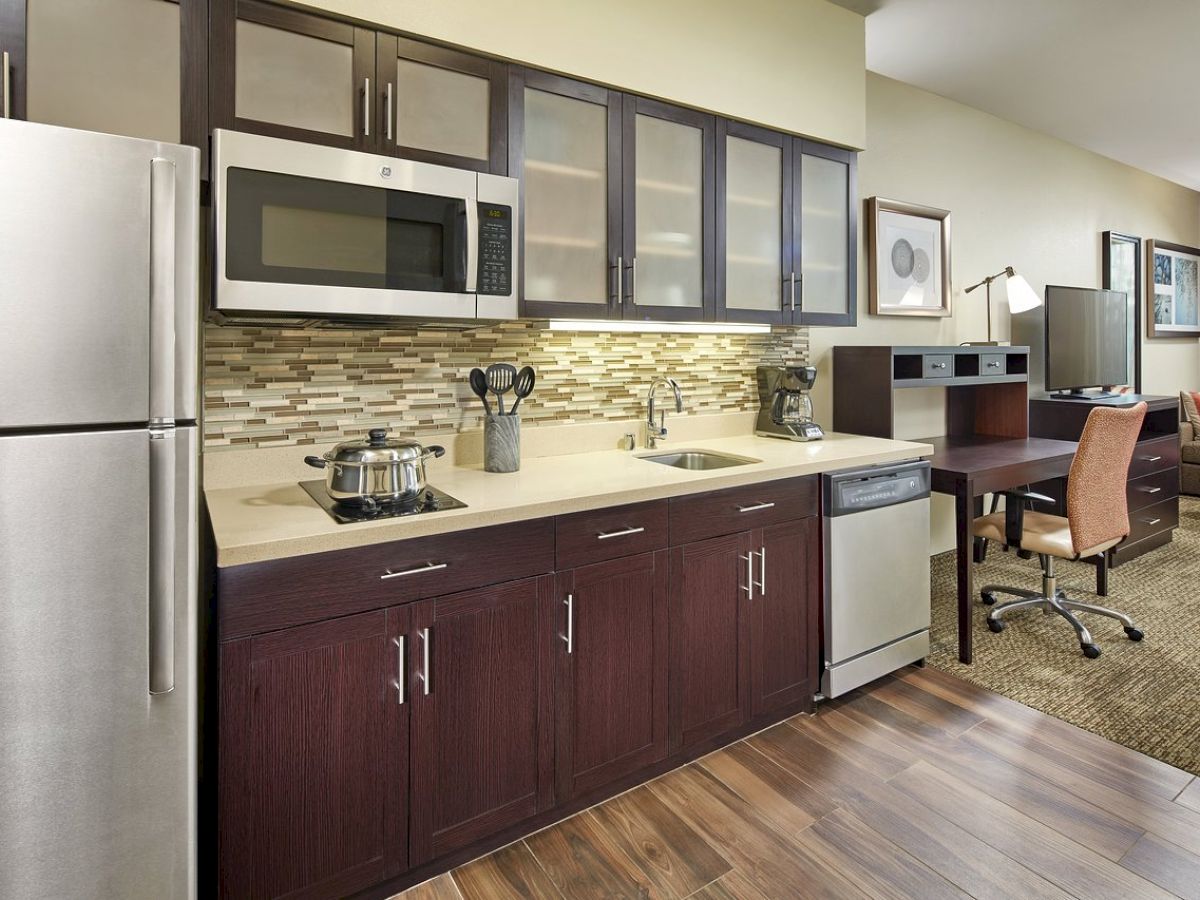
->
[[211, 129, 518, 323]]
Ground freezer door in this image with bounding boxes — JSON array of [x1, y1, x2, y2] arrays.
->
[[0, 119, 199, 428], [0, 427, 197, 900]]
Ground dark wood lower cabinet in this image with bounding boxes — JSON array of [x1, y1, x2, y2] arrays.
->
[[218, 607, 408, 900], [408, 576, 555, 866], [554, 551, 669, 800]]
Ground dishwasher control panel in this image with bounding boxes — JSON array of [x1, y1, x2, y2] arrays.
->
[[824, 461, 930, 516]]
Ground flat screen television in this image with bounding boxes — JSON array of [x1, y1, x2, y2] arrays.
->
[[1044, 285, 1129, 398]]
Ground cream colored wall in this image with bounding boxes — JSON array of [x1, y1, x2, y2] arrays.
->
[[296, 0, 866, 149], [809, 73, 1200, 552]]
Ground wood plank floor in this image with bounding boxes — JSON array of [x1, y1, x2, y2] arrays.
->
[[391, 666, 1200, 899]]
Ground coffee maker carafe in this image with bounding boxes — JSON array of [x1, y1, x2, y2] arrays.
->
[[755, 365, 824, 441]]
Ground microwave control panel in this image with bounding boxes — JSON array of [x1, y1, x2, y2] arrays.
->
[[477, 202, 512, 296]]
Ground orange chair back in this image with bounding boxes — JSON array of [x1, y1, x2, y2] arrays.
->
[[1066, 401, 1147, 554]]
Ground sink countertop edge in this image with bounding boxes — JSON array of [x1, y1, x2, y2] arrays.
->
[[207, 433, 934, 568]]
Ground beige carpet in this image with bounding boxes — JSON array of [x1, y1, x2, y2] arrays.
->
[[928, 496, 1200, 776]]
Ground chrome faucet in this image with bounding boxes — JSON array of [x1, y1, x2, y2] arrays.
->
[[645, 376, 683, 449]]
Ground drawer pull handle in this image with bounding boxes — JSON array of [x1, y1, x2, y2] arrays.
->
[[1142, 518, 1162, 526], [1139, 486, 1163, 494], [1141, 456, 1163, 462], [597, 526, 645, 540], [381, 561, 448, 580], [986, 361, 1002, 368], [737, 501, 776, 513], [930, 362, 947, 370]]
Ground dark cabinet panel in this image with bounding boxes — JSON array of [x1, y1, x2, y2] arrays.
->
[[555, 551, 668, 799], [750, 518, 819, 717], [408, 575, 555, 865], [668, 531, 752, 751], [218, 607, 407, 899]]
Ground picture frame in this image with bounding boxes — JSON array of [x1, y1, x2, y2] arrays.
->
[[867, 197, 952, 317], [1101, 231, 1142, 392], [1147, 239, 1200, 337]]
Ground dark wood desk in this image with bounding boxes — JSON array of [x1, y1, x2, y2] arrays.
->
[[920, 435, 1078, 664]]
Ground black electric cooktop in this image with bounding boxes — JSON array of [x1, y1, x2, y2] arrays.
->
[[300, 481, 468, 524]]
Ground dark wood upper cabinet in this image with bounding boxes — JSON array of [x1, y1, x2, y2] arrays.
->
[[509, 68, 624, 320], [750, 518, 820, 717], [0, 0, 26, 120], [554, 551, 669, 800], [794, 140, 858, 327], [668, 530, 752, 752], [217, 606, 408, 900], [408, 575, 555, 866], [211, 0, 375, 151], [376, 34, 506, 173]]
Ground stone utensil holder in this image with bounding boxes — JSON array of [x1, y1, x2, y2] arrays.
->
[[484, 414, 520, 473]]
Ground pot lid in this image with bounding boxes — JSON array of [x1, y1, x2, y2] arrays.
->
[[325, 428, 435, 465]]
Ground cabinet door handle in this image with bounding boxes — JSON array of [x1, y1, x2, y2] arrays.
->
[[2, 51, 10, 120], [740, 553, 754, 600], [1139, 486, 1162, 494], [755, 546, 766, 595], [1141, 455, 1163, 463], [629, 257, 637, 304], [391, 636, 406, 705], [417, 627, 431, 695], [363, 77, 371, 138], [797, 272, 804, 314], [737, 501, 775, 513], [789, 271, 796, 312], [385, 81, 394, 142], [562, 594, 574, 654], [597, 525, 644, 540], [613, 255, 623, 306], [381, 561, 447, 580]]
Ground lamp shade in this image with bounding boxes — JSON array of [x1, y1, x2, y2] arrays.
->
[[1005, 274, 1042, 313]]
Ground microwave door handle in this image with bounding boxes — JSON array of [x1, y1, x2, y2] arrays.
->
[[464, 199, 478, 293]]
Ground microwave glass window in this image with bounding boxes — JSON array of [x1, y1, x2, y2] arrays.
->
[[225, 168, 465, 292], [394, 58, 489, 161]]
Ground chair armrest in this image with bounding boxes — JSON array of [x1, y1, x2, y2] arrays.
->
[[997, 488, 1054, 505], [996, 489, 1053, 547]]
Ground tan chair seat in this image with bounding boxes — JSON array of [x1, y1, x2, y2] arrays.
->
[[973, 510, 1122, 560]]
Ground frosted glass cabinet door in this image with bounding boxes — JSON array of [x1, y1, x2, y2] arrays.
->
[[624, 98, 714, 321], [717, 121, 790, 324], [797, 142, 857, 326]]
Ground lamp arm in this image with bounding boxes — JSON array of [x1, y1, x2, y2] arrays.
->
[[964, 268, 1013, 294]]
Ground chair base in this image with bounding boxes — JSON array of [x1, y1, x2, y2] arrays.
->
[[979, 558, 1144, 658]]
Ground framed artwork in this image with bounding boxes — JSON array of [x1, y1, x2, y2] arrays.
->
[[1147, 239, 1200, 337], [867, 197, 952, 317], [1101, 231, 1141, 391]]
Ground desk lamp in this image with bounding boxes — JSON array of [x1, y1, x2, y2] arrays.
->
[[964, 266, 1041, 345]]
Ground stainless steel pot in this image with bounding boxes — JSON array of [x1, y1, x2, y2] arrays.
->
[[304, 428, 445, 508]]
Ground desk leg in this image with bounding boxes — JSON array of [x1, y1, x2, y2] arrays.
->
[[955, 479, 975, 664]]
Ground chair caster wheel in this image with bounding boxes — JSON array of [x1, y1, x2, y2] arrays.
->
[[1125, 627, 1144, 642], [987, 618, 1005, 633], [981, 591, 997, 606], [1082, 644, 1101, 659]]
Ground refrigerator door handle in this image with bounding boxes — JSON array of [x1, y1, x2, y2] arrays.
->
[[149, 158, 176, 426], [148, 427, 176, 695]]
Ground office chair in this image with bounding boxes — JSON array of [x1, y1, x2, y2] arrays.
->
[[971, 402, 1148, 658]]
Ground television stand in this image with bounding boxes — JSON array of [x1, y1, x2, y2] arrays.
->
[[1048, 390, 1124, 401]]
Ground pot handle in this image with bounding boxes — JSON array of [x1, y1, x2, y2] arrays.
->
[[303, 455, 328, 469], [426, 445, 446, 459]]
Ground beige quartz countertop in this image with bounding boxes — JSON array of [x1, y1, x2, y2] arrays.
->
[[206, 432, 933, 567]]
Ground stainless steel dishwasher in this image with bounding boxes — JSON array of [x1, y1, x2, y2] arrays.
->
[[822, 460, 931, 698]]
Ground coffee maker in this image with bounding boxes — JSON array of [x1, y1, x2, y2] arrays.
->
[[755, 365, 824, 441]]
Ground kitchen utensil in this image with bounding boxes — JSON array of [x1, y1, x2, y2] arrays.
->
[[509, 366, 536, 414], [484, 413, 521, 473], [304, 428, 445, 507], [469, 367, 492, 416], [486, 363, 516, 415]]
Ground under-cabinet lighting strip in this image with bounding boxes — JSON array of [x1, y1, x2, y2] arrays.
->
[[546, 319, 771, 335]]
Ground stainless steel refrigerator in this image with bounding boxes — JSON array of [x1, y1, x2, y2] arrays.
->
[[0, 119, 199, 899]]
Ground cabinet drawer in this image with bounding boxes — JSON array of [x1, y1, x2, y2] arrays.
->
[[668, 476, 818, 545], [556, 500, 668, 570], [980, 353, 1007, 376], [218, 517, 556, 639], [923, 354, 953, 378], [1126, 468, 1178, 512], [1126, 496, 1179, 544], [1128, 435, 1179, 479]]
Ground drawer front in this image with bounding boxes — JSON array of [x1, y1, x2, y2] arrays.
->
[[1128, 435, 1179, 479], [556, 500, 668, 570], [980, 353, 1007, 376], [1126, 496, 1179, 545], [923, 354, 953, 378], [669, 476, 818, 545], [218, 516, 556, 639], [1126, 468, 1178, 512]]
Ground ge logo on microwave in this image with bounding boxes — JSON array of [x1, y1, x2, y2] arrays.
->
[[380, 166, 392, 178]]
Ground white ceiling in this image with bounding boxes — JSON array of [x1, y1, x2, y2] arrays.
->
[[831, 0, 1200, 191]]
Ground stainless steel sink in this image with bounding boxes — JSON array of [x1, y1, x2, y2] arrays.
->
[[638, 450, 760, 470]]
